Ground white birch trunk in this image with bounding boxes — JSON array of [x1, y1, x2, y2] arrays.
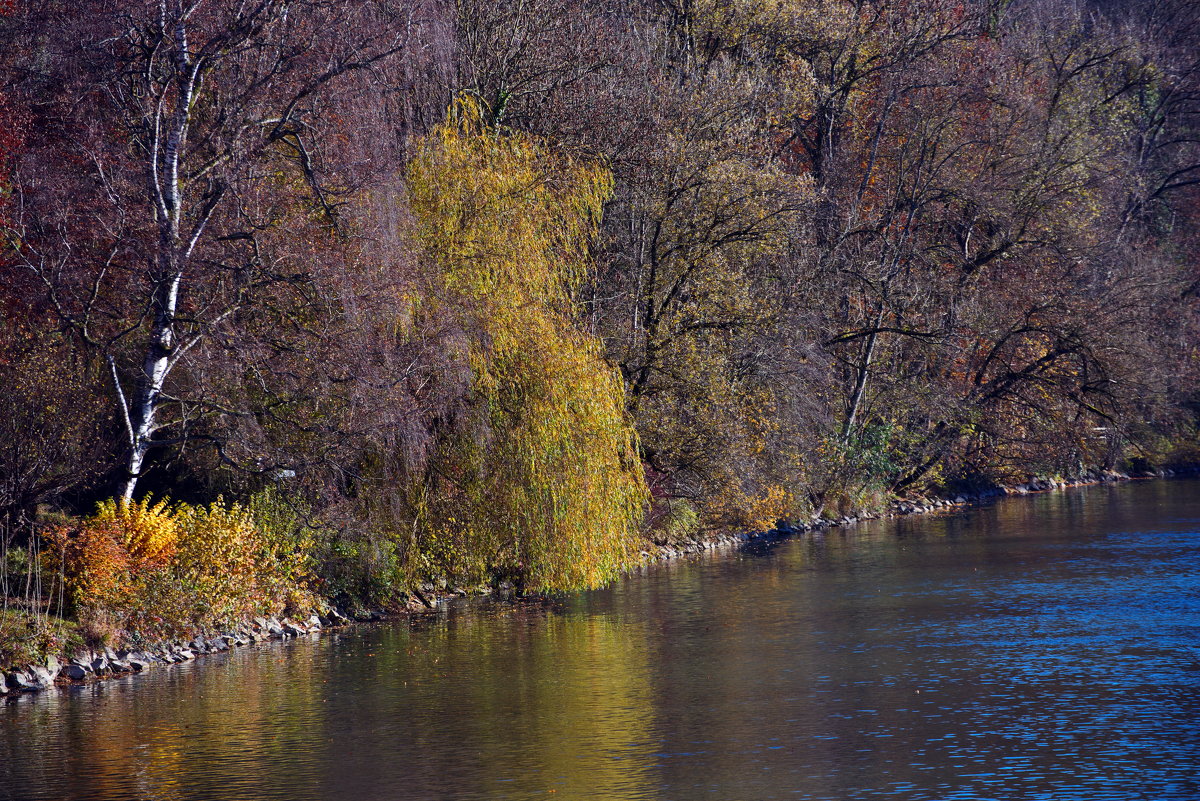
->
[[117, 5, 194, 500]]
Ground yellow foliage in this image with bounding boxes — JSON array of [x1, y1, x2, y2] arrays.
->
[[407, 96, 649, 592], [91, 496, 180, 564], [720, 484, 795, 532], [175, 498, 313, 625], [52, 495, 314, 639]]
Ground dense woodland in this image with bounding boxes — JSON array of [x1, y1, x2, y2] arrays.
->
[[0, 0, 1198, 638]]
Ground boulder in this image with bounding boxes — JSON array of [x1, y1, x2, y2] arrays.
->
[[6, 671, 38, 692], [28, 666, 54, 687], [320, 608, 348, 626], [61, 664, 88, 681]]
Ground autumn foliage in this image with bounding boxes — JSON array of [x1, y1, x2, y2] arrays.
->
[[0, 0, 1198, 620], [50, 497, 314, 638], [405, 97, 648, 591]]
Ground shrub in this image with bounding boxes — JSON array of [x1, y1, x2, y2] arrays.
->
[[649, 498, 700, 545], [51, 494, 316, 641], [247, 487, 321, 600], [175, 496, 316, 625], [90, 496, 179, 564], [50, 496, 180, 613]]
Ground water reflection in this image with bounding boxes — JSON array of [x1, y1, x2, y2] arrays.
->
[[2, 479, 1198, 800]]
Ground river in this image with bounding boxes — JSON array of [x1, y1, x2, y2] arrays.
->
[[2, 479, 1198, 800]]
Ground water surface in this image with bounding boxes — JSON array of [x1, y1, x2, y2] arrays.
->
[[3, 479, 1198, 800]]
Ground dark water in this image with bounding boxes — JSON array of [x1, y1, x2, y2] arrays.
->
[[3, 480, 1199, 801]]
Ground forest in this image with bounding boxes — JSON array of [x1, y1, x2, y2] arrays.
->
[[0, 0, 1198, 648]]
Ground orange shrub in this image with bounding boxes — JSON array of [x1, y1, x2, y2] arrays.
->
[[50, 494, 315, 640], [49, 521, 131, 610]]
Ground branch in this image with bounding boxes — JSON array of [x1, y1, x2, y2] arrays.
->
[[108, 355, 136, 448], [825, 326, 942, 347]]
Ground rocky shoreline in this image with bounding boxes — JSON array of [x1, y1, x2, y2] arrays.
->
[[634, 467, 1185, 561], [1, 610, 359, 696], [2, 465, 1191, 698]]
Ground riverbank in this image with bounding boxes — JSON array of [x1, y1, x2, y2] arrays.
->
[[8, 474, 1198, 801], [2, 465, 1192, 697], [638, 466, 1187, 562]]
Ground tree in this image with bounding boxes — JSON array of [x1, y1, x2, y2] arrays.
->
[[1, 0, 410, 499], [405, 97, 649, 591]]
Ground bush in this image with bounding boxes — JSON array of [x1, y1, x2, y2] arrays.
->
[[650, 498, 700, 545], [50, 494, 316, 641], [91, 496, 179, 563], [49, 495, 180, 614]]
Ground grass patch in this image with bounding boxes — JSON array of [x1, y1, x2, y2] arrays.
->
[[0, 608, 85, 667]]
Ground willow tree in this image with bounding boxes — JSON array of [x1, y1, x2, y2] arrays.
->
[[406, 98, 648, 592]]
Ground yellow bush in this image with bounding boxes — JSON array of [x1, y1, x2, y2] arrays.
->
[[91, 496, 180, 564], [51, 494, 315, 639], [728, 484, 795, 531], [174, 499, 263, 624], [175, 498, 314, 625]]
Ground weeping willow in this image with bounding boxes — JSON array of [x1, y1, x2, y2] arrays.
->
[[406, 97, 649, 592]]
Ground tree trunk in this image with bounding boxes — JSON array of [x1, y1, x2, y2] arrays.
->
[[118, 262, 181, 500], [841, 306, 885, 442]]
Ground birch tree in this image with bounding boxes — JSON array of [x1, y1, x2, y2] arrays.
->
[[2, 0, 411, 499]]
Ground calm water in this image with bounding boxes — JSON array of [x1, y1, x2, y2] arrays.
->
[[3, 480, 1199, 800]]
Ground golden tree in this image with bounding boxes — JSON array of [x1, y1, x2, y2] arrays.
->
[[406, 98, 648, 592]]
